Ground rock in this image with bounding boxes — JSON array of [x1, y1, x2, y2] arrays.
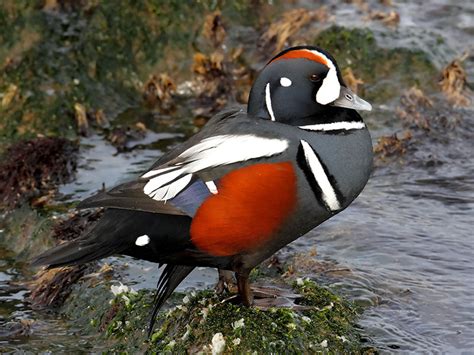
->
[[58, 277, 371, 353]]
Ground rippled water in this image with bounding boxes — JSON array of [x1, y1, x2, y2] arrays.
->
[[1, 0, 473, 352], [304, 171, 473, 351]]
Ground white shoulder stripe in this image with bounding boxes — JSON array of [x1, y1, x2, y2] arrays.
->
[[265, 83, 276, 121], [205, 180, 218, 194], [299, 121, 365, 132], [143, 135, 288, 201], [300, 140, 341, 211]]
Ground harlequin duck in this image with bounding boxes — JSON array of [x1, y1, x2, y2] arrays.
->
[[33, 46, 373, 334]]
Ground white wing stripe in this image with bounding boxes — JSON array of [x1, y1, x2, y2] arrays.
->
[[143, 135, 288, 201], [143, 169, 183, 195], [182, 135, 287, 172], [142, 166, 178, 178], [146, 174, 193, 201], [300, 140, 341, 211], [299, 121, 365, 132]]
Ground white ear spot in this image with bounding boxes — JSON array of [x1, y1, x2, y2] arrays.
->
[[280, 77, 292, 87], [135, 235, 150, 246]]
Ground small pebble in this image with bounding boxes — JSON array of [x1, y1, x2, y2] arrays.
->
[[211, 333, 226, 355], [232, 318, 245, 330]]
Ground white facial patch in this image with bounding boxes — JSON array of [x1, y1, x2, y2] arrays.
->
[[135, 234, 150, 246], [280, 77, 292, 87], [307, 49, 341, 105]]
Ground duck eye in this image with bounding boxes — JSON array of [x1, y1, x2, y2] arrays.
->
[[310, 74, 321, 82]]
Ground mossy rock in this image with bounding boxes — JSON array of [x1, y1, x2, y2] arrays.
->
[[59, 277, 373, 353], [0, 1, 263, 145], [315, 26, 437, 103], [0, 206, 55, 260]]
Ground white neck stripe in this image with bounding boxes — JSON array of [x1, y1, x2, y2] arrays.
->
[[299, 121, 365, 132], [265, 83, 276, 121], [300, 140, 341, 211]]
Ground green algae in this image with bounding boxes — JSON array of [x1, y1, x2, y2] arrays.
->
[[150, 284, 362, 353], [0, 1, 264, 145], [56, 275, 372, 353]]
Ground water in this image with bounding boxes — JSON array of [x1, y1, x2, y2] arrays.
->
[[1, 0, 474, 352], [58, 132, 184, 201], [305, 169, 474, 351]]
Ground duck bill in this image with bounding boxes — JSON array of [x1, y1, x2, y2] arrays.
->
[[330, 86, 372, 111]]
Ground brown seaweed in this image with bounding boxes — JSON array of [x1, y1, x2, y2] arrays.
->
[[0, 138, 78, 210], [439, 54, 472, 107], [259, 8, 328, 55]]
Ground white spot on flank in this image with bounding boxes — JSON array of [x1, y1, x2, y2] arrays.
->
[[299, 121, 365, 132], [135, 234, 150, 246], [280, 77, 292, 87], [300, 140, 341, 211], [205, 180, 218, 194], [265, 83, 276, 121]]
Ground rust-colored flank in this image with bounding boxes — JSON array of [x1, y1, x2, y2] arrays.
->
[[190, 162, 297, 257]]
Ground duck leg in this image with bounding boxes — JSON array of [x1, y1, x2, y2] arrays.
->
[[223, 271, 309, 310], [236, 271, 254, 306]]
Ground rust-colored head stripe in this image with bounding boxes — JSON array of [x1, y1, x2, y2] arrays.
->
[[269, 49, 328, 67]]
